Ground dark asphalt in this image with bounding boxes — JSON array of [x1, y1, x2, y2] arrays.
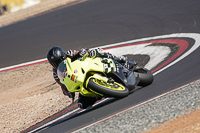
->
[[1, 0, 200, 68], [1, 0, 200, 132]]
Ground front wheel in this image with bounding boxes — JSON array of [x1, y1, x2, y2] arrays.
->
[[87, 78, 129, 98], [134, 67, 154, 86]]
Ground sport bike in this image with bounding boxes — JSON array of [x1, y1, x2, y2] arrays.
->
[[57, 56, 154, 100]]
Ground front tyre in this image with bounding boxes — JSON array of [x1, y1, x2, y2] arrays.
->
[[88, 78, 129, 98]]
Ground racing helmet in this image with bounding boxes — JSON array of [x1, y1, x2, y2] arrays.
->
[[47, 47, 66, 69]]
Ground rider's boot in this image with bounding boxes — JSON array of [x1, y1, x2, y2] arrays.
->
[[113, 55, 127, 63], [113, 55, 131, 69], [78, 94, 99, 109], [115, 56, 139, 70]]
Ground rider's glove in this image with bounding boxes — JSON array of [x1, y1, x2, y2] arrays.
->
[[61, 85, 75, 99]]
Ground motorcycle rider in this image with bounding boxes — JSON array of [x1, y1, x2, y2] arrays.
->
[[47, 46, 127, 109]]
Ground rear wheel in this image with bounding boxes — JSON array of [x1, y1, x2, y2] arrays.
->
[[134, 67, 154, 86], [88, 78, 129, 98]]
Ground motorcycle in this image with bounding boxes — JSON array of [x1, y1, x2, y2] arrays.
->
[[57, 55, 153, 105]]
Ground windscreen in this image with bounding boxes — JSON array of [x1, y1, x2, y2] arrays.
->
[[57, 61, 67, 79]]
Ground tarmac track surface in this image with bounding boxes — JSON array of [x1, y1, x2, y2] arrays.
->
[[1, 0, 200, 132]]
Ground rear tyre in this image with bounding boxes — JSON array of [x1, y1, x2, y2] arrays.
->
[[134, 67, 154, 86], [88, 78, 129, 98]]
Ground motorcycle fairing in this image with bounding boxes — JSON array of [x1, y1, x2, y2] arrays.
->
[[58, 57, 117, 97]]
